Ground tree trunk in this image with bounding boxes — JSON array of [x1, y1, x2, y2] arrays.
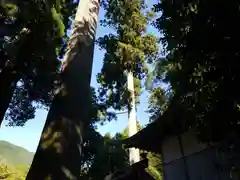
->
[[26, 0, 99, 179], [0, 68, 20, 125], [127, 72, 140, 165]]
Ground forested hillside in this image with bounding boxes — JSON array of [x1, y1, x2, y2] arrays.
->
[[0, 141, 33, 179], [0, 141, 34, 165]]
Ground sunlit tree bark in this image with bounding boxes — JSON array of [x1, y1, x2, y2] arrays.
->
[[127, 72, 140, 165], [26, 0, 100, 179]]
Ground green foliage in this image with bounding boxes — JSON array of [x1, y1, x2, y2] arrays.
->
[[0, 163, 27, 179], [76, 86, 118, 178], [0, 0, 78, 126], [152, 0, 240, 141], [0, 164, 15, 179], [147, 166, 162, 180], [78, 126, 129, 180], [149, 0, 240, 177], [90, 87, 116, 125], [147, 86, 168, 122], [85, 132, 129, 180], [79, 125, 162, 180], [145, 57, 170, 121], [97, 0, 158, 111], [146, 152, 162, 178]]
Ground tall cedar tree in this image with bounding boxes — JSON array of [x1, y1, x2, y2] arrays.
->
[[0, 0, 77, 126], [26, 0, 100, 179], [97, 0, 158, 111]]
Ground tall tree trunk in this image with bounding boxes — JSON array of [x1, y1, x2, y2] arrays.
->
[[0, 68, 20, 125], [26, 0, 99, 179], [127, 72, 140, 165]]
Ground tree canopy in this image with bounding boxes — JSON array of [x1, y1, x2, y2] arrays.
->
[[142, 0, 240, 176], [149, 0, 240, 142], [78, 125, 162, 180], [97, 0, 158, 111], [0, 0, 78, 126]]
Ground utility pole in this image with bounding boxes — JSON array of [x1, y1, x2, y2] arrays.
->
[[127, 71, 140, 165]]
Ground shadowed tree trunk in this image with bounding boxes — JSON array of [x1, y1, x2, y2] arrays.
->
[[0, 0, 21, 124], [26, 0, 100, 179], [0, 67, 20, 124]]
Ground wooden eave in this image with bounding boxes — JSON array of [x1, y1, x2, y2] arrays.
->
[[120, 97, 187, 152]]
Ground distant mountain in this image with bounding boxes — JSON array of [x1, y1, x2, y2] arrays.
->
[[0, 141, 34, 166]]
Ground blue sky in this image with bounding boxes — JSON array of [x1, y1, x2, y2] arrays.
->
[[0, 0, 159, 152]]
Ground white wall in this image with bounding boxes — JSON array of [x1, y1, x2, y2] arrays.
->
[[181, 130, 207, 157], [161, 130, 231, 180], [161, 136, 182, 164], [161, 130, 207, 163]]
